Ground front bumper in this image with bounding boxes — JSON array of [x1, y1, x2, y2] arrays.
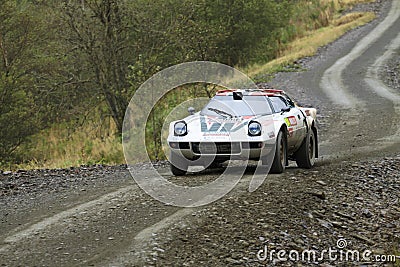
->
[[169, 141, 269, 160]]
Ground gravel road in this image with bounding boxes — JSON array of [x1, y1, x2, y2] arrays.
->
[[1, 0, 399, 266]]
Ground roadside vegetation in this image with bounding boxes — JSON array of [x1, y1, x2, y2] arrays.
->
[[0, 0, 376, 169]]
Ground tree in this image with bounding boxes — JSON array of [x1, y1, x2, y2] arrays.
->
[[60, 0, 135, 133], [0, 1, 46, 160]]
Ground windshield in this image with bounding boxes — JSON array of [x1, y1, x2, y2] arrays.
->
[[200, 95, 273, 117]]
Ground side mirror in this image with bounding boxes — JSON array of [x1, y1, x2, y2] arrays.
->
[[233, 91, 243, 100], [280, 107, 291, 114], [188, 107, 195, 115]]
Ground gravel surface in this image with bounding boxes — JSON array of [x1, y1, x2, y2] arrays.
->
[[382, 52, 400, 90], [0, 165, 129, 197], [149, 156, 400, 266]]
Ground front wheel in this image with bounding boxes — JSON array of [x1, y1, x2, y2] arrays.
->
[[270, 130, 287, 174], [295, 129, 316, 169], [170, 152, 188, 176], [205, 160, 225, 169]]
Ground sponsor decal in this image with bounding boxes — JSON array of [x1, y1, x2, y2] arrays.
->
[[200, 116, 248, 133], [203, 132, 229, 136], [284, 116, 297, 126], [268, 131, 275, 138]]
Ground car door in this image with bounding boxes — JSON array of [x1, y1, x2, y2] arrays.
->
[[269, 96, 306, 151], [284, 107, 307, 151]]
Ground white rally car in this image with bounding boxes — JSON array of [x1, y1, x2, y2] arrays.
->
[[167, 89, 318, 176]]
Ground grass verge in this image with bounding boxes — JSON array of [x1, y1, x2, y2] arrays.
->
[[14, 119, 124, 170], [244, 11, 375, 79]]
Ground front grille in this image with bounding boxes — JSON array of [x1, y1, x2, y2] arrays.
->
[[191, 142, 241, 154], [169, 142, 190, 149]]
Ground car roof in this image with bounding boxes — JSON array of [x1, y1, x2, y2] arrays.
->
[[215, 89, 285, 97]]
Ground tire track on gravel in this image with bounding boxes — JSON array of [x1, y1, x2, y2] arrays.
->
[[0, 185, 136, 253], [98, 172, 255, 266], [319, 0, 400, 158], [320, 0, 400, 108], [0, 168, 254, 266], [365, 30, 400, 144]]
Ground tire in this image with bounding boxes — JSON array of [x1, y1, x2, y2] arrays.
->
[[206, 160, 224, 169], [270, 130, 287, 174], [295, 129, 316, 169], [170, 152, 188, 176]]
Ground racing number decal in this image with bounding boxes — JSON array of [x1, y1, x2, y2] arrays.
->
[[285, 116, 298, 137], [284, 116, 297, 127]]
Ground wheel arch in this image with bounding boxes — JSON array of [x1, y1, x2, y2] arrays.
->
[[311, 121, 318, 158], [278, 123, 289, 166]]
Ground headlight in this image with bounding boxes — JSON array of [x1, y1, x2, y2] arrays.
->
[[248, 121, 262, 136], [174, 121, 187, 136]]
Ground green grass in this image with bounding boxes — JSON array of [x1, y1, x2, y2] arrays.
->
[[14, 119, 124, 170]]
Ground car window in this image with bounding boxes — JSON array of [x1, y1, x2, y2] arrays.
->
[[269, 96, 289, 113], [200, 95, 272, 117], [282, 94, 295, 107]]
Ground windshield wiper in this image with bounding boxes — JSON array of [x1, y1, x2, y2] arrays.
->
[[208, 108, 233, 118]]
